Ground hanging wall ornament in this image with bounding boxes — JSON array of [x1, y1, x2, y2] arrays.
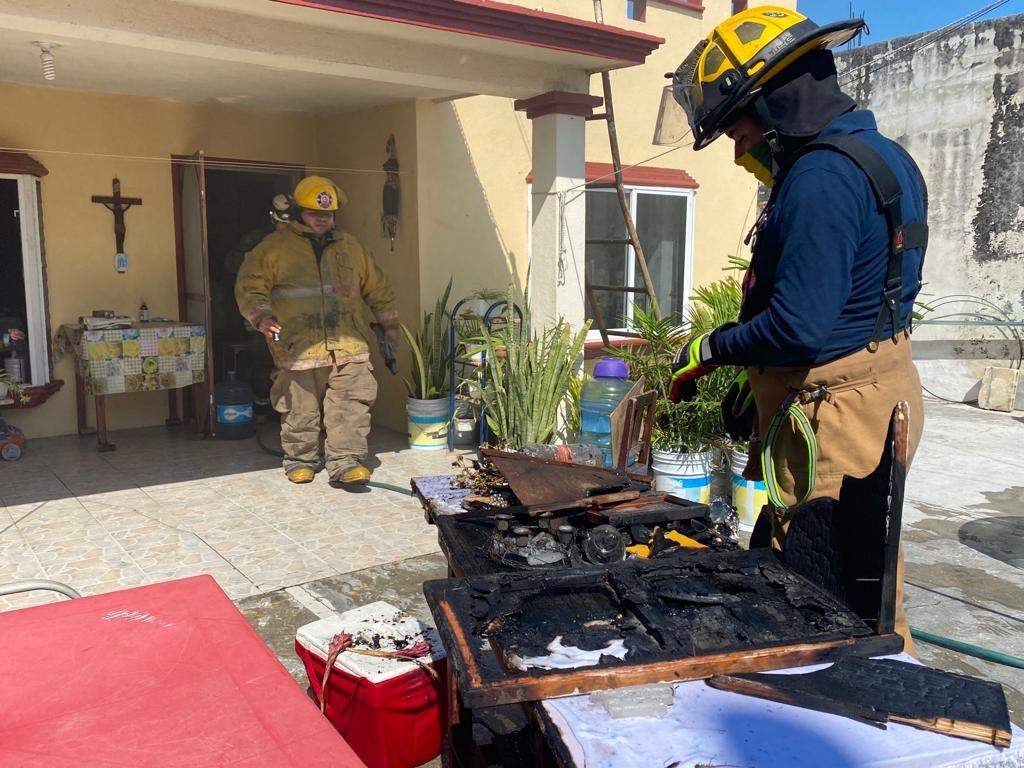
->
[[381, 134, 399, 249]]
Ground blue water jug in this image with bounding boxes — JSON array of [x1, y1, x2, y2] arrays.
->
[[578, 358, 634, 466], [215, 370, 254, 440]]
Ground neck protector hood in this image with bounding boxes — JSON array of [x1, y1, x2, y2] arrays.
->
[[753, 50, 856, 166]]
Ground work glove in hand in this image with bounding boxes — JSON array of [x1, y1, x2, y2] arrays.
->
[[721, 370, 756, 441], [669, 333, 715, 403]]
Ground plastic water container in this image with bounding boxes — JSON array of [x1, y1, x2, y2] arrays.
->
[[579, 358, 634, 466], [214, 370, 254, 439]]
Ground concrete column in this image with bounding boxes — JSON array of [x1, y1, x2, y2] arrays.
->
[[514, 91, 602, 334]]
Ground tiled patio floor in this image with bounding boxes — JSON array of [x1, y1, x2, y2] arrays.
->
[[2, 400, 1022, 733], [0, 422, 456, 611]]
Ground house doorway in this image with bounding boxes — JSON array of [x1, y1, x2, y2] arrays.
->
[[205, 166, 300, 406], [174, 159, 301, 423]]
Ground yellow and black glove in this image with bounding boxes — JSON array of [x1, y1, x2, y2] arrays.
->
[[669, 332, 714, 403], [722, 370, 756, 440]]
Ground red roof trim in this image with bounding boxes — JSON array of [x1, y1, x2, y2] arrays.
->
[[514, 91, 603, 120], [272, 0, 663, 63], [585, 161, 697, 189], [526, 162, 698, 189], [652, 0, 705, 11], [0, 151, 48, 177]]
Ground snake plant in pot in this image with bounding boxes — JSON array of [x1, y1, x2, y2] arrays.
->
[[399, 279, 453, 449], [473, 289, 588, 450]]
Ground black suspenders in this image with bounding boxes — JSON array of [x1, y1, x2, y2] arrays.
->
[[791, 134, 929, 351]]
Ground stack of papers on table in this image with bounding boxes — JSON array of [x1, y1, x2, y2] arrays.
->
[[81, 316, 133, 330]]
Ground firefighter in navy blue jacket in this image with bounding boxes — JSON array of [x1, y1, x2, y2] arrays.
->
[[661, 6, 927, 651]]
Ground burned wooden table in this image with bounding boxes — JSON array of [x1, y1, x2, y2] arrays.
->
[[424, 548, 901, 710]]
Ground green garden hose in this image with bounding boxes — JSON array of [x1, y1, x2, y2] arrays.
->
[[910, 627, 1024, 670], [367, 481, 413, 496], [257, 424, 413, 495]]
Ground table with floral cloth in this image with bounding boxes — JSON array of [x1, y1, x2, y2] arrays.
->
[[55, 322, 208, 450]]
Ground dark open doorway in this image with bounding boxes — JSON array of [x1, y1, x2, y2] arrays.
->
[[206, 166, 298, 404], [174, 160, 301, 416]]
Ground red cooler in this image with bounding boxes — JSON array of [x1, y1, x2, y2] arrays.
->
[[295, 601, 447, 768]]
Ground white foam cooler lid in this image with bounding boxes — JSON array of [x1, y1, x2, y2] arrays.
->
[[296, 601, 446, 684]]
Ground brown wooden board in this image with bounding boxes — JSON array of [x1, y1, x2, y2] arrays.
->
[[481, 448, 650, 509], [423, 548, 903, 708], [585, 494, 709, 526], [708, 656, 1012, 747]]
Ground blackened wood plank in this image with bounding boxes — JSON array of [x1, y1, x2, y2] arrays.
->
[[709, 656, 1011, 747]]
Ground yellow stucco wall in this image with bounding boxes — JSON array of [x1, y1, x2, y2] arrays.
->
[[415, 96, 531, 304], [0, 81, 319, 438], [492, 0, 795, 292], [412, 0, 795, 329], [315, 103, 420, 433]]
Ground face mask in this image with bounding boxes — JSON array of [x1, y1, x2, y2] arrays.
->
[[735, 139, 776, 187]]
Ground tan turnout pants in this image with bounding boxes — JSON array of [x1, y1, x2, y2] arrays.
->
[[270, 360, 378, 480], [747, 337, 923, 654]]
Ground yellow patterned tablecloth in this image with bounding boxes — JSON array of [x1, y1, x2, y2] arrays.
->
[[56, 323, 206, 395]]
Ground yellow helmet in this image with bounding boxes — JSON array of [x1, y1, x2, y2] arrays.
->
[[668, 6, 864, 149], [293, 176, 348, 212]]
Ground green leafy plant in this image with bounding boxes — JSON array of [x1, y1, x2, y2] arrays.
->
[[474, 288, 588, 449], [610, 275, 743, 454], [399, 279, 453, 400], [563, 370, 587, 437], [0, 368, 29, 405]]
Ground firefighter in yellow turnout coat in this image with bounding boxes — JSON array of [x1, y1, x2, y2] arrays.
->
[[236, 176, 399, 487]]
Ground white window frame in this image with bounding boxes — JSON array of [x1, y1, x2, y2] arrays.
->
[[584, 183, 695, 340], [2, 172, 49, 386]]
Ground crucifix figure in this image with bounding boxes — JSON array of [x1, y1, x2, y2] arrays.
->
[[92, 177, 142, 254]]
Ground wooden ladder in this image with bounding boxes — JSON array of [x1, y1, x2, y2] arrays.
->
[[586, 0, 663, 345]]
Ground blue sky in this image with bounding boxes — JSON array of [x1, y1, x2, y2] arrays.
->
[[796, 0, 1024, 42]]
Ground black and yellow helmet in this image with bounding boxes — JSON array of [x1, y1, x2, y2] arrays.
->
[[669, 6, 864, 149]]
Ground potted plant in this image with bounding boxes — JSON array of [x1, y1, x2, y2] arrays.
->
[[399, 279, 453, 449], [448, 288, 509, 449], [611, 276, 742, 501], [0, 368, 29, 405], [473, 288, 588, 450]]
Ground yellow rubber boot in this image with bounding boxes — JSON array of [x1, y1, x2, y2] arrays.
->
[[334, 465, 370, 485], [286, 467, 315, 484]]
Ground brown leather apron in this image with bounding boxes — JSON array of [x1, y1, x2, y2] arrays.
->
[[746, 336, 924, 652]]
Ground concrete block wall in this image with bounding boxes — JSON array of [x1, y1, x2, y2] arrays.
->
[[837, 15, 1024, 410]]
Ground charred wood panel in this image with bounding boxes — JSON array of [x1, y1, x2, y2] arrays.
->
[[424, 548, 903, 708], [709, 656, 1011, 746]]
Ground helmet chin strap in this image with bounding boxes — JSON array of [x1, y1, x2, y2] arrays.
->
[[752, 96, 784, 155]]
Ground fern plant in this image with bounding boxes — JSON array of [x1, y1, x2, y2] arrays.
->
[[610, 275, 743, 453], [399, 279, 453, 400]]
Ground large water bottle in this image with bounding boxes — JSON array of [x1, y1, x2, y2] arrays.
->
[[578, 358, 634, 466], [215, 370, 254, 440]]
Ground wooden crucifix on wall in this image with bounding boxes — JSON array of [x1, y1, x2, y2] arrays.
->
[[92, 177, 142, 267]]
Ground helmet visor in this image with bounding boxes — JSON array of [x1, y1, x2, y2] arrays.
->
[[653, 85, 692, 146]]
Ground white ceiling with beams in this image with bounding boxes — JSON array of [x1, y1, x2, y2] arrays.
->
[[0, 0, 658, 113]]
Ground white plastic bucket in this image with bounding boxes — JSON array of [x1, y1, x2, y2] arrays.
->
[[406, 397, 449, 450], [730, 448, 768, 530], [651, 449, 713, 503]]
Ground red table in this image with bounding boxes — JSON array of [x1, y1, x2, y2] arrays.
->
[[0, 575, 365, 767]]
